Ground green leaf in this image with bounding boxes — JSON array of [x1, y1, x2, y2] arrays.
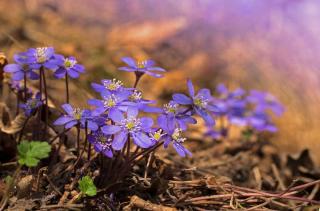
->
[[17, 141, 51, 167], [78, 176, 97, 197], [4, 175, 12, 185]]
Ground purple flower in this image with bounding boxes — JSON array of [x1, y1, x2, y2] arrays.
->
[[53, 104, 98, 131], [91, 79, 130, 96], [173, 79, 216, 125], [157, 101, 196, 131], [162, 127, 191, 157], [246, 90, 284, 117], [205, 127, 228, 139], [4, 52, 39, 81], [123, 89, 158, 113], [88, 130, 113, 158], [20, 93, 42, 116], [87, 90, 133, 121], [54, 56, 85, 78], [227, 101, 248, 126], [101, 108, 154, 150], [119, 57, 166, 78], [10, 81, 33, 95], [213, 84, 246, 114], [246, 111, 278, 132], [25, 47, 62, 70]]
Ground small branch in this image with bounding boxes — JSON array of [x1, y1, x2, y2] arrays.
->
[[40, 204, 84, 210]]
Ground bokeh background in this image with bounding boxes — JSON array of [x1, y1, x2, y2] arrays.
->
[[1, 0, 320, 164]]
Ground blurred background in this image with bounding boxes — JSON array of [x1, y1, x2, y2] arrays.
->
[[1, 0, 320, 164]]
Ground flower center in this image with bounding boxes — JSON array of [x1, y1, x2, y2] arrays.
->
[[150, 129, 164, 142], [129, 90, 142, 102], [103, 95, 118, 108], [164, 102, 178, 114], [103, 79, 123, 91], [72, 108, 83, 120], [193, 96, 208, 108], [27, 99, 38, 109], [171, 128, 186, 143], [136, 60, 147, 69], [64, 58, 77, 68], [98, 134, 111, 145], [121, 117, 141, 132], [35, 47, 49, 63]]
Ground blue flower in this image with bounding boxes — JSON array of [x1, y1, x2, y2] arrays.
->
[[123, 89, 159, 113], [91, 79, 130, 96], [25, 47, 62, 70], [101, 108, 154, 150], [4, 52, 39, 81], [119, 57, 166, 78], [173, 79, 217, 125], [54, 56, 85, 78], [157, 101, 196, 131], [162, 127, 191, 157], [10, 81, 33, 95], [246, 90, 284, 117], [88, 130, 113, 158], [20, 93, 42, 116], [53, 104, 98, 131], [87, 90, 133, 121], [227, 100, 248, 126], [246, 111, 278, 132]]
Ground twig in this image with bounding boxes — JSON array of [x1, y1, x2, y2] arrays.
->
[[44, 174, 62, 196], [123, 195, 177, 211], [40, 204, 84, 210]]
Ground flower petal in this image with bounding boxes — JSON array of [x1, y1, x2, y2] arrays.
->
[[108, 108, 124, 123], [121, 57, 136, 67], [132, 132, 154, 148], [101, 125, 121, 134], [195, 107, 215, 126], [127, 107, 138, 118], [12, 71, 24, 81], [53, 116, 74, 125], [118, 67, 136, 72], [87, 120, 98, 131], [173, 142, 192, 157], [61, 104, 74, 116], [4, 64, 20, 73], [187, 79, 195, 97], [145, 71, 163, 78], [172, 94, 192, 105], [65, 120, 78, 129], [88, 99, 104, 107], [112, 131, 128, 150], [140, 117, 153, 132], [67, 69, 80, 78]]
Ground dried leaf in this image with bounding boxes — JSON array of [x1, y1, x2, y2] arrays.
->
[[1, 113, 27, 134]]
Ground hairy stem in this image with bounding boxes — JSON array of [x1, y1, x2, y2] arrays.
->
[[65, 73, 69, 103], [76, 124, 80, 155], [42, 68, 49, 140], [23, 74, 27, 102]]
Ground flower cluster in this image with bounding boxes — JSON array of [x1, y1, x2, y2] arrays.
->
[[4, 48, 284, 160], [206, 84, 284, 139], [4, 47, 85, 97]]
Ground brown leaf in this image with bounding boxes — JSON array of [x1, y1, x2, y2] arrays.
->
[[1, 113, 27, 134]]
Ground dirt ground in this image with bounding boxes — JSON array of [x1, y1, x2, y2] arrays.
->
[[0, 1, 320, 210]]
